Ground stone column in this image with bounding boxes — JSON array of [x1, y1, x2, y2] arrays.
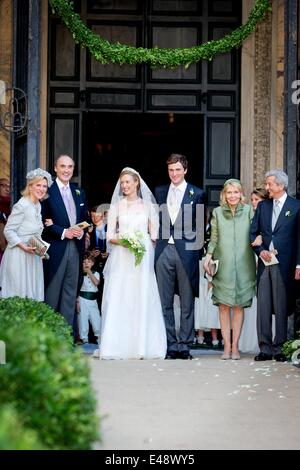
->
[[241, 0, 285, 194], [270, 0, 284, 174], [0, 0, 13, 180], [253, 6, 272, 188], [39, 0, 48, 170], [27, 0, 41, 171], [241, 0, 255, 198]]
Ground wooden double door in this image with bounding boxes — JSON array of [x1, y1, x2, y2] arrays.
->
[[48, 0, 241, 207]]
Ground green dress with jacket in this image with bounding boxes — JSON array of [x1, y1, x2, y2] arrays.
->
[[207, 203, 256, 307]]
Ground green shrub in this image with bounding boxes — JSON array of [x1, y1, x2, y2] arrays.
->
[[0, 405, 45, 450], [0, 297, 73, 345], [282, 330, 300, 360], [0, 299, 100, 450]]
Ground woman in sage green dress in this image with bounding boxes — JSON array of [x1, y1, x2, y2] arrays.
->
[[204, 179, 256, 360]]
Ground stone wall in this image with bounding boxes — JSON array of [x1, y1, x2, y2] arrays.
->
[[241, 0, 285, 195], [0, 0, 13, 180], [253, 8, 273, 188]]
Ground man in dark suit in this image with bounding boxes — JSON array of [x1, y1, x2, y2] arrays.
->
[[155, 153, 206, 359], [42, 155, 88, 327], [250, 169, 300, 362]]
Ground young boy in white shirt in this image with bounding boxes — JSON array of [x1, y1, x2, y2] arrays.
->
[[77, 253, 101, 345]]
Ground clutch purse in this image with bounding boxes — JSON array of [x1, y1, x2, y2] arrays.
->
[[27, 235, 50, 259], [205, 259, 219, 282], [208, 259, 219, 276]]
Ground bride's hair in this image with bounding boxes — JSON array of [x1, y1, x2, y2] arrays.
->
[[111, 167, 157, 216], [119, 168, 141, 192]]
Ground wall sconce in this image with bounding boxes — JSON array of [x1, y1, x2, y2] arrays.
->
[[168, 112, 174, 124], [0, 86, 27, 132]]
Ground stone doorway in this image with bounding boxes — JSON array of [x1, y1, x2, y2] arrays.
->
[[82, 112, 204, 207]]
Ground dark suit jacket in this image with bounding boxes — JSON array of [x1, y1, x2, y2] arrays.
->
[[89, 224, 107, 253], [88, 224, 108, 274], [41, 181, 89, 286], [154, 183, 206, 296], [250, 196, 300, 302]]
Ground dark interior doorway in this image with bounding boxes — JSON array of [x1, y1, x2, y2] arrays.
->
[[82, 112, 204, 208]]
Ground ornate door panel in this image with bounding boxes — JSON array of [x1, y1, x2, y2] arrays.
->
[[12, 0, 29, 199], [48, 0, 240, 203]]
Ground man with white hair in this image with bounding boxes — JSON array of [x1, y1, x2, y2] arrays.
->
[[250, 169, 300, 361]]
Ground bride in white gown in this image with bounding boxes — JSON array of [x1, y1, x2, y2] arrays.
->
[[98, 167, 167, 360]]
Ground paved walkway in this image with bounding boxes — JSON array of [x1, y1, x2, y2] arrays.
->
[[89, 354, 300, 450]]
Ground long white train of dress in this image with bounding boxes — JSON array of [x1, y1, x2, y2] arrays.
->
[[100, 198, 167, 359]]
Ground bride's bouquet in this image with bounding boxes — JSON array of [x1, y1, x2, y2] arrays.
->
[[120, 231, 146, 266]]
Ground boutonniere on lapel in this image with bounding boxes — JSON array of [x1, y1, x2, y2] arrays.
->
[[285, 210, 292, 217], [189, 188, 194, 204], [75, 189, 81, 196]]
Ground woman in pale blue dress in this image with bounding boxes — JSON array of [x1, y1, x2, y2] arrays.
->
[[0, 168, 52, 301]]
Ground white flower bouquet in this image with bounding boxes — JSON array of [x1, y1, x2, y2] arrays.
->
[[120, 231, 146, 266]]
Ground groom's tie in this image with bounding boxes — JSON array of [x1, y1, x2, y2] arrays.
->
[[170, 186, 178, 206], [169, 187, 180, 224], [172, 187, 182, 211]]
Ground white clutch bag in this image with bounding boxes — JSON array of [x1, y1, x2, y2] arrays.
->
[[205, 259, 219, 282], [208, 259, 219, 276]]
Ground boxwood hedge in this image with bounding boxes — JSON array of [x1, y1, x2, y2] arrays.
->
[[0, 404, 45, 450], [0, 297, 99, 450]]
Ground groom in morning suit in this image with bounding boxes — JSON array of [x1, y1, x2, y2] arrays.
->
[[42, 155, 88, 327], [155, 154, 206, 359], [250, 169, 300, 362]]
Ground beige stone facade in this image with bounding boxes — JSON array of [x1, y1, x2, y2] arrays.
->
[[241, 0, 285, 197], [39, 0, 292, 198], [0, 1, 292, 197], [0, 0, 13, 180]]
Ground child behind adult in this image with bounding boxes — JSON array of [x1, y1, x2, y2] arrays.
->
[[195, 208, 221, 349], [77, 252, 101, 345], [85, 205, 109, 311], [238, 187, 269, 354]]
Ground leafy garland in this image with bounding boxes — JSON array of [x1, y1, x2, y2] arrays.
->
[[49, 0, 271, 68]]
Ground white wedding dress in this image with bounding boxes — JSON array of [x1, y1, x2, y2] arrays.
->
[[99, 198, 167, 359]]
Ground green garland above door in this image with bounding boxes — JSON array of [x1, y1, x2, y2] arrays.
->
[[49, 0, 271, 68]]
